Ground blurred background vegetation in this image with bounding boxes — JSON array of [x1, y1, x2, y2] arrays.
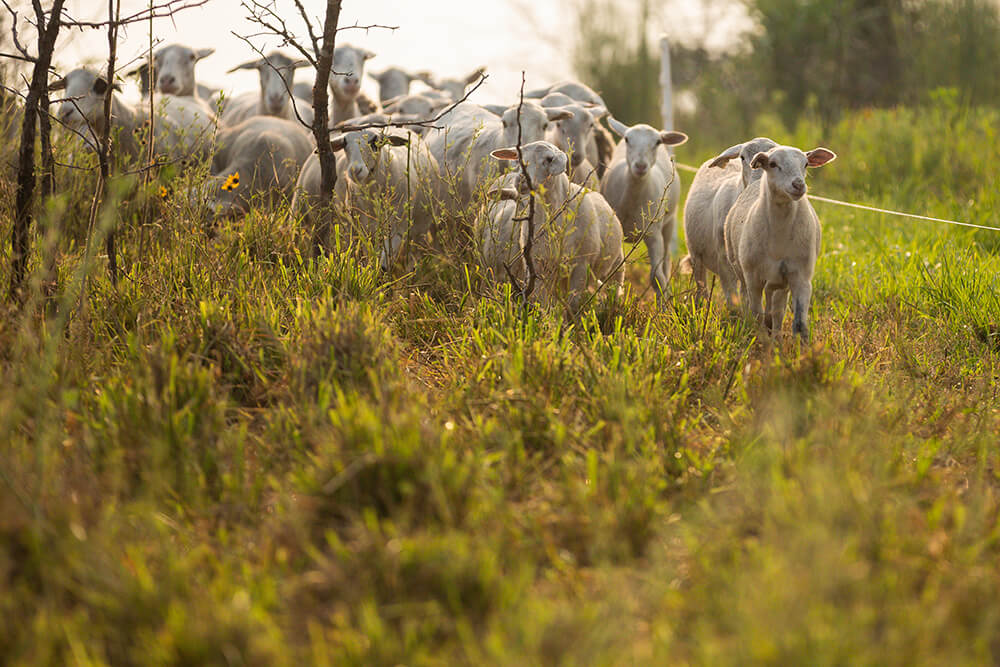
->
[[573, 0, 1000, 148]]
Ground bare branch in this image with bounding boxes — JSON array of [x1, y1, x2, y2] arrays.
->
[[58, 0, 211, 28]]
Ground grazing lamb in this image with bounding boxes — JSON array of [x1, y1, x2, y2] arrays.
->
[[197, 116, 313, 218], [418, 67, 485, 100], [294, 128, 441, 270], [329, 44, 377, 125], [52, 67, 215, 164], [220, 51, 313, 128], [599, 117, 688, 302], [480, 141, 624, 309], [424, 101, 571, 206], [723, 145, 836, 341], [368, 67, 427, 102], [681, 137, 778, 305]]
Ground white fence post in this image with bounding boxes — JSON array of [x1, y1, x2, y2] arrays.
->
[[660, 34, 680, 254]]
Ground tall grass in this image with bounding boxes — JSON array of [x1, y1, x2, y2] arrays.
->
[[1, 97, 999, 663]]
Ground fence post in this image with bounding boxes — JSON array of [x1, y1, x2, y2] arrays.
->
[[659, 34, 680, 254]]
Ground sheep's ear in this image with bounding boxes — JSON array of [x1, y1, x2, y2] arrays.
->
[[49, 77, 67, 91], [125, 64, 145, 78], [361, 49, 376, 61], [92, 77, 111, 95], [292, 59, 311, 69], [750, 152, 770, 170], [806, 147, 836, 168], [488, 186, 519, 201], [414, 70, 435, 86], [464, 66, 486, 85], [709, 143, 743, 168], [367, 69, 385, 82], [194, 48, 215, 61], [483, 104, 506, 116], [545, 107, 574, 122], [227, 59, 264, 73], [490, 147, 519, 161], [330, 136, 347, 152], [588, 105, 609, 121], [660, 130, 688, 147], [607, 117, 629, 137], [386, 134, 409, 147]]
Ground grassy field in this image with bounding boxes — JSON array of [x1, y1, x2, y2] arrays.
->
[[2, 94, 1000, 664]]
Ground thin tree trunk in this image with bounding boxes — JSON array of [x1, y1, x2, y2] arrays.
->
[[10, 0, 67, 301], [310, 0, 342, 253], [100, 0, 122, 285]]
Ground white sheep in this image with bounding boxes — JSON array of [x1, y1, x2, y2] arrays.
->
[[424, 101, 571, 206], [525, 80, 608, 109], [599, 117, 688, 302], [537, 93, 607, 188], [220, 51, 313, 128], [481, 141, 624, 309], [368, 67, 428, 102], [52, 67, 215, 164], [329, 44, 377, 125], [681, 137, 778, 305], [417, 67, 485, 100], [294, 128, 441, 270], [723, 145, 836, 340], [128, 61, 217, 101], [150, 43, 214, 97], [198, 116, 313, 218], [380, 93, 450, 132]]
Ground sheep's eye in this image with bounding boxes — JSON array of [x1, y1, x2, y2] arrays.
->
[[545, 156, 553, 164], [770, 161, 778, 169]]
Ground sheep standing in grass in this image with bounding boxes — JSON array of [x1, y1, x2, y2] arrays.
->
[[52, 67, 215, 164], [681, 137, 778, 305], [198, 116, 313, 218], [723, 145, 836, 340], [599, 117, 688, 302], [294, 128, 441, 270], [328, 45, 377, 125], [220, 51, 313, 128], [480, 141, 624, 309]]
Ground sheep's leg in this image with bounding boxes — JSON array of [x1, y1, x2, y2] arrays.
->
[[764, 286, 788, 337], [689, 255, 708, 301], [745, 270, 766, 329], [645, 228, 668, 303], [790, 278, 813, 342], [567, 260, 591, 312]]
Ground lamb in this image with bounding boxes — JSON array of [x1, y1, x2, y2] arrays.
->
[[681, 137, 778, 305], [537, 93, 608, 187], [381, 93, 450, 132], [723, 145, 836, 341], [328, 44, 377, 125], [52, 67, 216, 164], [599, 117, 688, 302], [525, 80, 607, 109], [220, 51, 314, 128], [480, 141, 624, 309], [149, 43, 214, 97], [424, 101, 571, 206], [197, 116, 313, 218], [294, 128, 441, 270], [368, 67, 428, 102], [128, 61, 216, 101], [417, 67, 485, 100]]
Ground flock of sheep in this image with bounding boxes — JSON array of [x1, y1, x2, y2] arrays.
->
[[50, 41, 836, 340]]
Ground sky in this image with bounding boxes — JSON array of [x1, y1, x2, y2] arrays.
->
[[45, 0, 752, 104]]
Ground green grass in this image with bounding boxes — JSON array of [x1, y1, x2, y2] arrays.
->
[[2, 96, 1000, 664]]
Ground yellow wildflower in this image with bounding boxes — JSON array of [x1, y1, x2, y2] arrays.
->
[[159, 186, 169, 200], [221, 171, 240, 191]]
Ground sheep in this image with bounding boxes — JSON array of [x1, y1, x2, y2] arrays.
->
[[328, 44, 377, 125], [149, 43, 214, 97], [196, 116, 313, 218], [128, 60, 216, 101], [380, 93, 450, 132], [599, 117, 688, 302], [294, 127, 441, 270], [51, 67, 216, 164], [525, 80, 607, 109], [368, 67, 428, 102], [537, 93, 608, 187], [480, 141, 624, 309], [220, 51, 313, 128], [417, 67, 485, 100], [681, 136, 778, 305], [424, 101, 572, 206], [723, 145, 836, 341]]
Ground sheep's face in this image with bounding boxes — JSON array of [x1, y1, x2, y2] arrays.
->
[[330, 45, 375, 102], [739, 137, 778, 186], [370, 68, 414, 102], [549, 104, 605, 169], [333, 129, 408, 184], [500, 102, 554, 148], [54, 68, 118, 135], [751, 146, 836, 202], [490, 141, 568, 193], [621, 124, 687, 179], [154, 44, 214, 96], [257, 54, 300, 116]]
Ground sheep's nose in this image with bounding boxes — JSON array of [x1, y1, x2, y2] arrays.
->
[[791, 178, 806, 195], [159, 75, 175, 90], [633, 162, 649, 175]]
